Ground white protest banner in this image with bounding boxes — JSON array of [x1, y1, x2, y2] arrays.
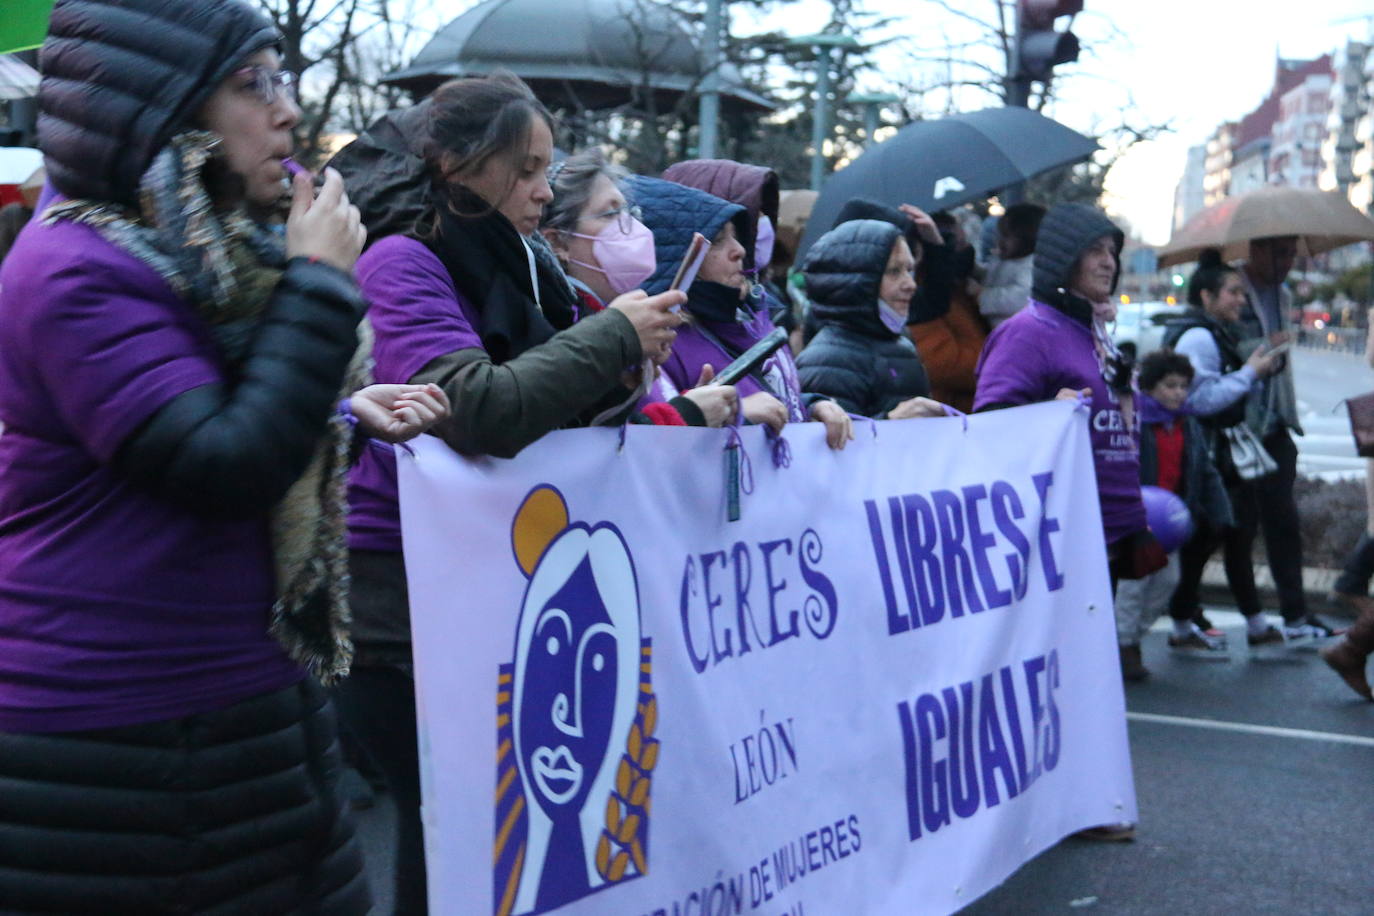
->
[[397, 401, 1136, 916]]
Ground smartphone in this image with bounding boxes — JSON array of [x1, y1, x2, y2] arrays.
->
[[669, 233, 710, 293], [711, 328, 790, 387], [1266, 341, 1292, 359]]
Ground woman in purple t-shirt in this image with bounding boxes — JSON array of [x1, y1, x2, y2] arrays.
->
[[974, 202, 1160, 843], [975, 203, 1157, 578], [0, 1, 446, 911], [330, 74, 689, 913]]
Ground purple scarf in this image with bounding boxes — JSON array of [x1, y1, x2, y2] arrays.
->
[[1138, 392, 1194, 427]]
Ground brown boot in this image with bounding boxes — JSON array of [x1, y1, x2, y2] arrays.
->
[[1119, 644, 1149, 682], [1320, 593, 1374, 701]]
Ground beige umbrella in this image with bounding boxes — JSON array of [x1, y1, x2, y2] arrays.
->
[[19, 165, 43, 208], [776, 189, 818, 258], [1159, 185, 1374, 267], [778, 189, 818, 235]]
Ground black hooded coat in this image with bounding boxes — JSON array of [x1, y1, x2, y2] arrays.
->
[[796, 219, 931, 418]]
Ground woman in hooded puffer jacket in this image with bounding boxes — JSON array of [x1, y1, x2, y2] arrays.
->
[[795, 219, 946, 420], [0, 0, 451, 910], [631, 174, 854, 448]]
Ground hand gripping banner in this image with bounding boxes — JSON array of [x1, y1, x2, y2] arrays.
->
[[398, 401, 1136, 915]]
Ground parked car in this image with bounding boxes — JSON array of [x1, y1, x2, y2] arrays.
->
[[1111, 301, 1189, 360]]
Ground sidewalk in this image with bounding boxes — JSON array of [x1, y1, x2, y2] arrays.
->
[[1198, 560, 1351, 617]]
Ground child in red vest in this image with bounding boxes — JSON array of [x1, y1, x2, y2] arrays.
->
[[1115, 350, 1233, 680]]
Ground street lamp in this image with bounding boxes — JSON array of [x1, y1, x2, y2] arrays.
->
[[698, 0, 723, 159], [846, 92, 900, 147], [787, 32, 862, 191]]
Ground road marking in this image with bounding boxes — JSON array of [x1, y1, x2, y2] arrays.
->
[[1126, 711, 1374, 748]]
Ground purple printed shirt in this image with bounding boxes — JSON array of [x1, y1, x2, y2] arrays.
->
[[974, 300, 1147, 545], [661, 305, 807, 422], [0, 218, 301, 733], [348, 236, 484, 552]]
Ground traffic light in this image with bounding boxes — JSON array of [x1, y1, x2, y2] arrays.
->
[[1016, 0, 1082, 83]]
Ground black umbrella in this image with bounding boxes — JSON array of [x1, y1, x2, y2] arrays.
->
[[798, 107, 1098, 257]]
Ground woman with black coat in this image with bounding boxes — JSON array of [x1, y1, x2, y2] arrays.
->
[[0, 1, 447, 910], [796, 218, 945, 419]]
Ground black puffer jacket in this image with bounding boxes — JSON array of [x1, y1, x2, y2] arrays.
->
[[39, 0, 278, 206], [1030, 202, 1125, 325], [796, 219, 930, 418]]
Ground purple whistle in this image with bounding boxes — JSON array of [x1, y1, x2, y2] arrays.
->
[[282, 157, 326, 187]]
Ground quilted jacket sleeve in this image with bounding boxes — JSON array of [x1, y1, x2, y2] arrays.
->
[[796, 329, 877, 417]]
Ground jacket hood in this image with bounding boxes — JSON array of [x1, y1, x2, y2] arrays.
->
[[39, 0, 280, 206], [328, 100, 435, 245], [627, 175, 747, 295], [831, 197, 924, 257], [801, 218, 904, 339], [661, 159, 778, 271], [1031, 203, 1124, 319]]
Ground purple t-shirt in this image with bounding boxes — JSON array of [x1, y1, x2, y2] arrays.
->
[[0, 218, 302, 733], [974, 301, 1147, 546], [348, 236, 484, 552], [661, 305, 807, 422]]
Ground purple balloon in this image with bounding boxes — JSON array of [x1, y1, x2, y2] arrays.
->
[[1141, 485, 1193, 552]]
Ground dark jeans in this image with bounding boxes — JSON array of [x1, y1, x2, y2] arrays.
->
[[1172, 484, 1263, 620], [334, 666, 426, 916], [1256, 430, 1306, 621], [1171, 429, 1306, 622], [1333, 532, 1374, 597]]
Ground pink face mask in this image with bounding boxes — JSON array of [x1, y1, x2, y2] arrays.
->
[[566, 216, 657, 295]]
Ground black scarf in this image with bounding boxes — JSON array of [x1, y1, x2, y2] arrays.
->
[[688, 279, 750, 324], [421, 187, 578, 364]]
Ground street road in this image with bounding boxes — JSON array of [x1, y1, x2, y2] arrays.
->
[[966, 608, 1372, 915], [1293, 346, 1370, 481]]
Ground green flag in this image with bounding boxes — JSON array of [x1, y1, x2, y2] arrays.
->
[[0, 1, 56, 55]]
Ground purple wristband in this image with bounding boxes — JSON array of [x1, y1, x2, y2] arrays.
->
[[337, 398, 359, 429]]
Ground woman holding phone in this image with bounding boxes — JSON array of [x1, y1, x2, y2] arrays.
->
[[631, 175, 853, 448], [330, 74, 686, 912], [1162, 249, 1294, 649], [540, 149, 737, 427]]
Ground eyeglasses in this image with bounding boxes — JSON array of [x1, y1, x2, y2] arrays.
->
[[588, 204, 643, 233], [233, 66, 298, 106]]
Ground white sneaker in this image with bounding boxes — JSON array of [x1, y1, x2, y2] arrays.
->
[[1279, 622, 1330, 646]]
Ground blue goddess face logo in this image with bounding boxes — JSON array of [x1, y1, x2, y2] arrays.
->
[[498, 485, 653, 916], [521, 556, 620, 814]]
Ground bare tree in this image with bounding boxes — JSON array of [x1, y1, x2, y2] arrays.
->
[[256, 0, 363, 158], [256, 0, 440, 161], [891, 0, 1173, 207]]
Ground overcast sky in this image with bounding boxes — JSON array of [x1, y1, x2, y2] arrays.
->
[[410, 1, 1374, 244], [742, 0, 1374, 243]]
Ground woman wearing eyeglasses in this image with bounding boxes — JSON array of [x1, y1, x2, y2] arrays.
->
[[795, 219, 946, 420], [0, 1, 457, 911], [541, 149, 738, 427], [328, 75, 686, 913]]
